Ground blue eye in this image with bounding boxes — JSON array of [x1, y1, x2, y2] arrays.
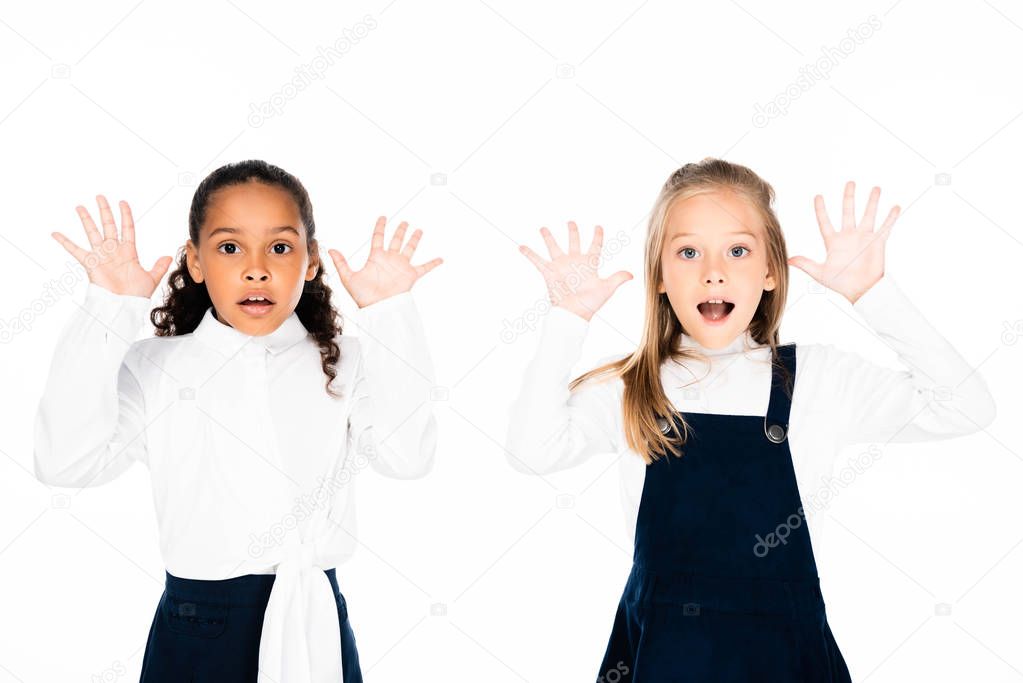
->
[[676, 245, 750, 259]]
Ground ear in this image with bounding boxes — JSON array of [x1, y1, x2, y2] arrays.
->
[[764, 269, 776, 292], [657, 279, 666, 294], [185, 239, 204, 284], [306, 239, 320, 281]]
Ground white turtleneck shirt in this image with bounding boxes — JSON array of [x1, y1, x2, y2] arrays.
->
[[506, 274, 996, 552]]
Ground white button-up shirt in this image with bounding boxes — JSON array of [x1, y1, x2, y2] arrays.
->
[[506, 274, 997, 554], [34, 281, 438, 682]]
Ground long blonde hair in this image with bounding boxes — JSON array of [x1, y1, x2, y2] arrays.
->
[[571, 158, 792, 463]]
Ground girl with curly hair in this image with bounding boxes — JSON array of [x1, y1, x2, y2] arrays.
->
[[36, 159, 442, 682]]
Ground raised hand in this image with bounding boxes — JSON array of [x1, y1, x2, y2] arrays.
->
[[788, 181, 900, 305], [327, 216, 442, 308], [519, 221, 632, 321], [51, 195, 172, 298]]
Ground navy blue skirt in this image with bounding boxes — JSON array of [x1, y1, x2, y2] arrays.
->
[[139, 567, 362, 682]]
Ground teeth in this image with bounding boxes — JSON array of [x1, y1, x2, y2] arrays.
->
[[703, 299, 725, 304], [246, 296, 267, 302]]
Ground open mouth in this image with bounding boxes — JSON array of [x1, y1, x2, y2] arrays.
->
[[696, 298, 735, 324], [238, 294, 275, 315]]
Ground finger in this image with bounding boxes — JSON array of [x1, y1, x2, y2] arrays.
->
[[370, 216, 386, 253], [328, 248, 355, 285], [97, 195, 118, 241], [860, 186, 881, 231], [389, 221, 408, 251], [539, 226, 565, 259], [567, 220, 580, 254], [401, 229, 422, 260], [813, 195, 836, 242], [604, 270, 633, 292], [51, 231, 91, 266], [414, 257, 443, 279], [76, 205, 104, 250], [120, 200, 136, 244], [147, 255, 173, 284], [586, 224, 605, 257], [788, 255, 824, 282], [877, 205, 900, 241], [841, 181, 856, 231], [518, 244, 553, 274]]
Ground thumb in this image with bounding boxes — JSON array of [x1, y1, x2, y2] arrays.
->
[[787, 256, 823, 282], [328, 249, 354, 286], [149, 255, 173, 283], [606, 270, 634, 292]]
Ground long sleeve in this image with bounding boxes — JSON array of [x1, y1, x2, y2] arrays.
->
[[33, 282, 153, 487], [347, 290, 438, 479], [505, 306, 624, 475], [811, 273, 997, 445]]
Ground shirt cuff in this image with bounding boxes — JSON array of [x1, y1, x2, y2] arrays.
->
[[534, 305, 591, 375], [851, 273, 899, 313], [82, 281, 153, 339], [546, 304, 591, 333], [83, 281, 152, 304], [355, 290, 415, 318]]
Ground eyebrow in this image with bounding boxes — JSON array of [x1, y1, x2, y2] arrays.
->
[[669, 231, 758, 242], [207, 226, 301, 239]]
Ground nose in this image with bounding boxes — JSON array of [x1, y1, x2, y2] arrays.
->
[[702, 252, 726, 285], [243, 259, 270, 281], [702, 261, 726, 285]]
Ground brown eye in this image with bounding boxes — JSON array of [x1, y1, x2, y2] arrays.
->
[[217, 243, 239, 254], [272, 243, 293, 254]]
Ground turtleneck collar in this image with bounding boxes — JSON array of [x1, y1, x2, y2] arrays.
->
[[677, 328, 764, 357], [192, 306, 309, 357]]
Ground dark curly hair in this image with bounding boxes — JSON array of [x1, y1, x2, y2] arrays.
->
[[150, 159, 344, 397]]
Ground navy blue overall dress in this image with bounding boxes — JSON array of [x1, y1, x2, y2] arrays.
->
[[138, 567, 362, 682], [596, 343, 852, 682]]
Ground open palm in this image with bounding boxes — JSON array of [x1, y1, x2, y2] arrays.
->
[[51, 195, 172, 298], [328, 216, 442, 308], [519, 221, 632, 321], [788, 181, 900, 304]]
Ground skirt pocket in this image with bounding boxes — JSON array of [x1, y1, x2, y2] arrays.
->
[[162, 593, 228, 639]]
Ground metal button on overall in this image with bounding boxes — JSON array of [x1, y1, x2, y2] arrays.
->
[[595, 343, 852, 682]]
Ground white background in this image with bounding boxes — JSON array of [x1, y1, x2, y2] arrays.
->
[[2, 1, 1022, 681]]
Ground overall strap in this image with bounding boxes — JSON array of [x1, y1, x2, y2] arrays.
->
[[764, 343, 797, 443]]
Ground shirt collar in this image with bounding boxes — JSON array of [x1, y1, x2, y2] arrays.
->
[[192, 306, 309, 357], [678, 328, 763, 357]]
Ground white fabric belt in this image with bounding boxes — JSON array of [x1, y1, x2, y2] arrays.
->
[[257, 539, 344, 682]]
